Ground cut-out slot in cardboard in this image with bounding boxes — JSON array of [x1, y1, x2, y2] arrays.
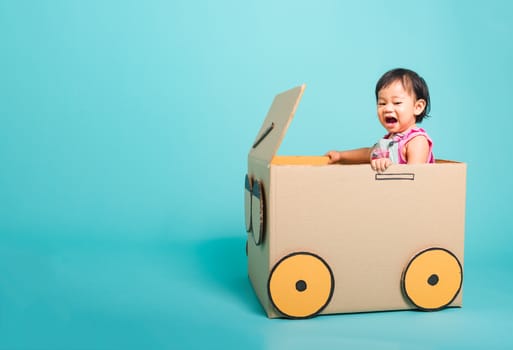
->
[[253, 122, 275, 149], [246, 84, 466, 318], [375, 173, 415, 181]]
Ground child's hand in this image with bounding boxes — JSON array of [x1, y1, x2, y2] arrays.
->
[[371, 158, 392, 173], [325, 151, 341, 164]]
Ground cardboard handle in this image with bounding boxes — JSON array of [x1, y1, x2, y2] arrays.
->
[[375, 173, 415, 181], [252, 122, 275, 148]]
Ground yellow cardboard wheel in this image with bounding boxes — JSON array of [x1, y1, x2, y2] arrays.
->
[[402, 248, 462, 311], [244, 174, 253, 232], [268, 252, 334, 318], [251, 180, 265, 245]]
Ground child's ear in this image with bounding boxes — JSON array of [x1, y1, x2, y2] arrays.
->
[[414, 99, 427, 116]]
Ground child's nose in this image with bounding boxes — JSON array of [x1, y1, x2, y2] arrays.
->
[[384, 103, 394, 111]]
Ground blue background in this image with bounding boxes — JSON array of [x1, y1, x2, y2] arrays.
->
[[1, 0, 512, 349]]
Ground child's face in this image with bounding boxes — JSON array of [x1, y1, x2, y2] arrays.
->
[[376, 79, 426, 134]]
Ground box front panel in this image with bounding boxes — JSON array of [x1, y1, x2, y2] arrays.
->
[[268, 162, 466, 315]]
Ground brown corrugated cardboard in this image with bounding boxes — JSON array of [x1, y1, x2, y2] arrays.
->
[[245, 85, 466, 318]]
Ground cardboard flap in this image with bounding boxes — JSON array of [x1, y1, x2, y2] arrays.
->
[[249, 84, 305, 163]]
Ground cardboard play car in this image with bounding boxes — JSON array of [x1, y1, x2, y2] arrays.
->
[[244, 84, 466, 319]]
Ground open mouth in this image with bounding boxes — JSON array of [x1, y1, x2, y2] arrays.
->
[[385, 117, 398, 124]]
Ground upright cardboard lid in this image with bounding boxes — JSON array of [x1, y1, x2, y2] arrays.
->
[[249, 84, 305, 164]]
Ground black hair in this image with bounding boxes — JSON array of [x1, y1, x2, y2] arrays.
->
[[375, 68, 431, 123]]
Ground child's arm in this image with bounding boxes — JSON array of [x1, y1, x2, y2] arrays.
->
[[325, 147, 372, 164], [404, 136, 430, 164]]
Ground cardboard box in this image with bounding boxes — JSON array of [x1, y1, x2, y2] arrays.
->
[[245, 85, 466, 318]]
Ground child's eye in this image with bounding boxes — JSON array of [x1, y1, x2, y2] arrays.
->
[[394, 102, 402, 105]]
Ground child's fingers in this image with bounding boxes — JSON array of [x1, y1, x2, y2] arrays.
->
[[371, 158, 391, 172], [325, 151, 338, 163]]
